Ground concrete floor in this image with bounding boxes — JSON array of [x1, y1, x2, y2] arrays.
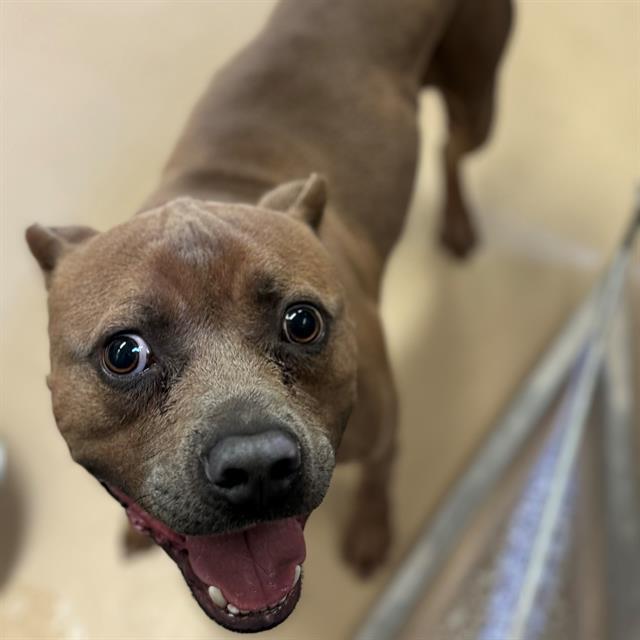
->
[[0, 1, 638, 639]]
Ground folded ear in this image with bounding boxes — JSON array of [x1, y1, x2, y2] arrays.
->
[[258, 173, 327, 230], [25, 224, 98, 284]]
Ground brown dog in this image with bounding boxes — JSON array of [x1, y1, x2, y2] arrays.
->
[[26, 0, 512, 633]]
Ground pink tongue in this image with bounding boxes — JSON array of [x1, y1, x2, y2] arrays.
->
[[185, 518, 305, 611]]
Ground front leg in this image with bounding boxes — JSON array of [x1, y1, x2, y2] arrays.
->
[[338, 307, 397, 577], [342, 449, 395, 577]]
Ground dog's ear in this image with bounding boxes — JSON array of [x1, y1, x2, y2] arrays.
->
[[26, 224, 98, 286], [258, 173, 327, 230]]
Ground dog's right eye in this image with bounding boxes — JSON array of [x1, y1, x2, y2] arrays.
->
[[102, 334, 151, 376]]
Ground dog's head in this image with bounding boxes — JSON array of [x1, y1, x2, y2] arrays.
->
[[26, 175, 357, 632]]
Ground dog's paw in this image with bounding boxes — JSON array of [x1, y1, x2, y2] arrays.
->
[[122, 525, 155, 556], [342, 514, 391, 578], [439, 217, 478, 259]]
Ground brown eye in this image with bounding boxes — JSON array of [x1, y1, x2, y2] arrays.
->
[[282, 305, 324, 345], [102, 334, 150, 375]]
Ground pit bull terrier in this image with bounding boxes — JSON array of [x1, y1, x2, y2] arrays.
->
[[26, 0, 512, 632]]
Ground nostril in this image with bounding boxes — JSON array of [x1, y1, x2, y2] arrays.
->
[[215, 467, 249, 490], [205, 429, 301, 505], [270, 455, 300, 481]]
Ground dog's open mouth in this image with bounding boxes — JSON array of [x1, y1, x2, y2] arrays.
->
[[106, 485, 306, 633]]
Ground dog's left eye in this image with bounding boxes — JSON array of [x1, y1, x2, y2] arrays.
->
[[282, 304, 324, 345], [102, 334, 151, 376]]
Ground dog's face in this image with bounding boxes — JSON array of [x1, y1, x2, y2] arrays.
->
[[26, 177, 357, 632]]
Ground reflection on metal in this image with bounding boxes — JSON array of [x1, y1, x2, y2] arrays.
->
[[481, 206, 636, 640], [353, 196, 639, 640], [603, 297, 640, 640], [353, 295, 596, 640], [477, 378, 579, 640]]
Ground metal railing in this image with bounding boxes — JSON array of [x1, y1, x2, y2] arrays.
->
[[354, 194, 640, 640]]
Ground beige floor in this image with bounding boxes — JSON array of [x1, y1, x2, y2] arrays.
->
[[0, 1, 638, 639]]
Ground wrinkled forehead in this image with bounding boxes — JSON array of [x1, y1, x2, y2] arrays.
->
[[144, 198, 335, 282], [49, 199, 340, 341]]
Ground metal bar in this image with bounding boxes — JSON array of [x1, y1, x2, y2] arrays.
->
[[603, 294, 640, 640], [353, 197, 640, 640], [353, 282, 598, 640], [501, 250, 631, 639], [476, 363, 582, 640], [500, 199, 639, 639]]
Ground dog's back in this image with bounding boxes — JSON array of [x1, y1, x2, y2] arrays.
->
[[147, 0, 511, 262]]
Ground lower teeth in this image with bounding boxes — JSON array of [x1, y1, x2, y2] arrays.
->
[[208, 564, 301, 616], [208, 585, 227, 608]]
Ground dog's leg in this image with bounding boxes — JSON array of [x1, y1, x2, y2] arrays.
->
[[438, 87, 494, 259], [340, 311, 397, 577], [342, 446, 395, 577], [427, 0, 513, 259]]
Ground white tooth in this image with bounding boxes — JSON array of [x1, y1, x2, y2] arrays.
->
[[208, 585, 227, 608], [293, 564, 301, 586], [240, 609, 251, 615], [227, 604, 240, 615]]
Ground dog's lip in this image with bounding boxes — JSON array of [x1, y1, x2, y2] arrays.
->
[[104, 483, 308, 632]]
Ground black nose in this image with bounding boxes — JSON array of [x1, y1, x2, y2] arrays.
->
[[205, 430, 302, 507]]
